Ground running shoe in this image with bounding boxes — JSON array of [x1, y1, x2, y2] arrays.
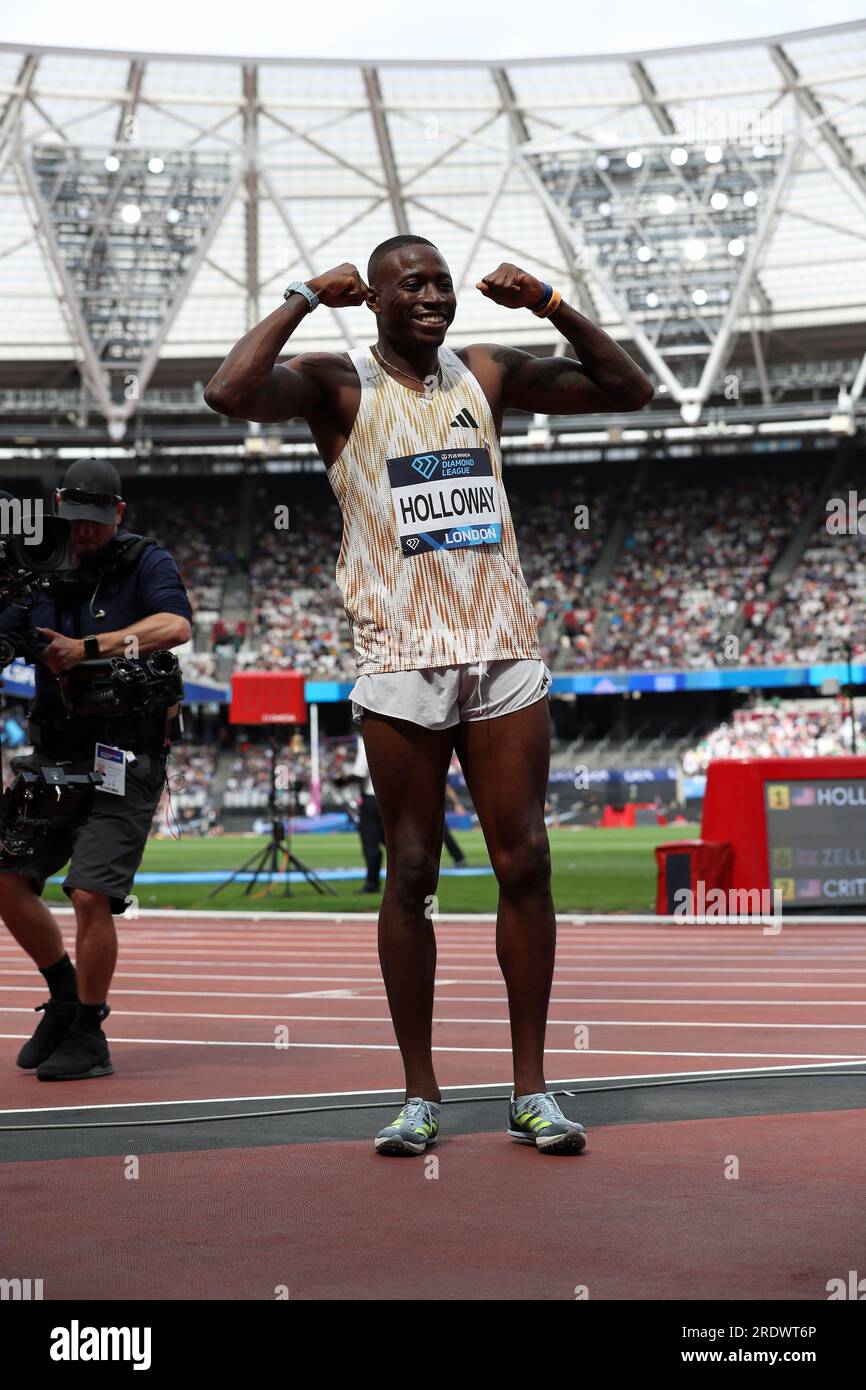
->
[[36, 1006, 113, 1081], [16, 1000, 78, 1070], [508, 1091, 587, 1153], [374, 1097, 440, 1155]]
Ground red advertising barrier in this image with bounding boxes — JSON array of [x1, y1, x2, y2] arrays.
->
[[655, 840, 733, 914], [229, 670, 306, 725], [701, 757, 866, 908]]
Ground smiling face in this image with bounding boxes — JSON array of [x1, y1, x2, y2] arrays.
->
[[368, 244, 456, 350]]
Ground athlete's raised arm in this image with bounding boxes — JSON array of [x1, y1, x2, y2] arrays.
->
[[471, 262, 654, 417], [203, 263, 368, 423]]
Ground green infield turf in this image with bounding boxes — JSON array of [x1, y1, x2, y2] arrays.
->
[[43, 824, 697, 915]]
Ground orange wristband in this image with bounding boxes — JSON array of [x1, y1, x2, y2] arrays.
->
[[534, 287, 562, 318]]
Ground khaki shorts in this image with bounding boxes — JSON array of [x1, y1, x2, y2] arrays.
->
[[0, 748, 167, 915], [350, 658, 551, 731]]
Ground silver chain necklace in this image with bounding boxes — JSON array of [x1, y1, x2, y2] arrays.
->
[[372, 343, 441, 388]]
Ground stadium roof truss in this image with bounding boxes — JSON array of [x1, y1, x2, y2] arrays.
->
[[0, 21, 864, 438]]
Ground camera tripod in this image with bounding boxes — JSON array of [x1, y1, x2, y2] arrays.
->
[[209, 743, 337, 899]]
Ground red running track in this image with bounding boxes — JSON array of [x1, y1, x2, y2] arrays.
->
[[7, 1109, 864, 1300], [2, 913, 866, 1110]]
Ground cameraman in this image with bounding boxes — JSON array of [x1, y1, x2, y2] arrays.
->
[[0, 459, 192, 1081]]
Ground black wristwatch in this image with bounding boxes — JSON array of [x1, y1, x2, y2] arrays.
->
[[83, 636, 100, 660]]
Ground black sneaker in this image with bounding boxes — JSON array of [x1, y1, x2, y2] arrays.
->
[[16, 1000, 78, 1070], [36, 1006, 113, 1081]]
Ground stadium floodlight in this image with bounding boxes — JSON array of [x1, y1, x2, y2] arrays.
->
[[728, 238, 745, 256], [670, 147, 688, 165], [753, 144, 768, 159], [705, 146, 723, 163], [532, 132, 788, 412], [680, 402, 702, 424], [26, 140, 237, 429], [165, 208, 182, 223], [595, 154, 610, 170], [527, 425, 552, 448], [645, 292, 660, 308], [626, 151, 643, 168], [148, 157, 165, 174], [829, 409, 857, 436], [692, 289, 708, 305], [743, 189, 758, 207]]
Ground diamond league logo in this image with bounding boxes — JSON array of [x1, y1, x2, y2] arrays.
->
[[411, 454, 439, 480], [405, 537, 420, 550]]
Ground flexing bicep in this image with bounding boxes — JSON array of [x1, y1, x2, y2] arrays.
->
[[504, 351, 625, 415], [204, 357, 326, 424]]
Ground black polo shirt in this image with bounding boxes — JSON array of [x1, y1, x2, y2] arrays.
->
[[0, 532, 193, 717]]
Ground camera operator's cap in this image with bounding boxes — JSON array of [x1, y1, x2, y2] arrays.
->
[[56, 458, 123, 524]]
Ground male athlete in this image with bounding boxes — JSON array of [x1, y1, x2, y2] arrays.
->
[[205, 236, 652, 1155]]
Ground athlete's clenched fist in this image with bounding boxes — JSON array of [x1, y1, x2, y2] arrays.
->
[[476, 263, 546, 310], [306, 263, 370, 308]]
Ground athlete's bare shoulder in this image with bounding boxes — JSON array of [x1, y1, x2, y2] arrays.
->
[[290, 350, 361, 469], [289, 350, 355, 394], [453, 342, 517, 429]]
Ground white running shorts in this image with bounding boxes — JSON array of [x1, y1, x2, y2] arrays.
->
[[349, 659, 551, 731]]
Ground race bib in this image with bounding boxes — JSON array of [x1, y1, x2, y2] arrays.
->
[[94, 743, 126, 796], [386, 447, 502, 557]]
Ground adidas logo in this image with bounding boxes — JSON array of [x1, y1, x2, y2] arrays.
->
[[450, 408, 478, 429]]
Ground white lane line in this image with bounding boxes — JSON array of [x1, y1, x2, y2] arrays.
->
[[0, 985, 417, 1000], [4, 1006, 866, 1030], [12, 941, 854, 957], [5, 965, 866, 983], [1, 1032, 863, 1060], [30, 930, 864, 947], [37, 908, 866, 924], [8, 947, 866, 965], [0, 986, 862, 1005], [7, 934, 865, 953], [5, 976, 866, 994], [60, 943, 866, 958], [8, 1057, 859, 1117], [14, 924, 866, 934]]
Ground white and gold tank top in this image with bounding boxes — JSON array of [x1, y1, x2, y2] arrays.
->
[[326, 344, 540, 674]]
